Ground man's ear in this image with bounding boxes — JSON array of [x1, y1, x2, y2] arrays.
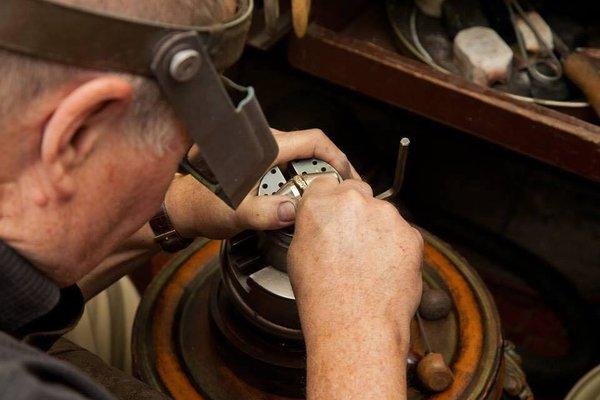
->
[[41, 76, 133, 167]]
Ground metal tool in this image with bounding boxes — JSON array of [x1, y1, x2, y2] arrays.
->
[[552, 33, 600, 118], [416, 311, 433, 354], [505, 0, 563, 84], [416, 311, 454, 392], [377, 137, 410, 202], [258, 158, 342, 200]]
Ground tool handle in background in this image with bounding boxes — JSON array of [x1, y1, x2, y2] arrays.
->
[[563, 52, 600, 118], [291, 0, 311, 38]]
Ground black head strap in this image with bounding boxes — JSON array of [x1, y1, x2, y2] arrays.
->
[[0, 0, 251, 73]]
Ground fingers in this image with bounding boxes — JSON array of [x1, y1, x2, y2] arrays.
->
[[339, 179, 373, 197], [301, 173, 344, 197], [236, 176, 372, 230], [303, 175, 373, 198], [272, 128, 361, 180], [236, 125, 365, 232], [236, 194, 298, 231]]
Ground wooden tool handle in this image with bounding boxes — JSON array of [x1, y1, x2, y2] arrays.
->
[[291, 0, 311, 38], [417, 353, 454, 392], [564, 52, 600, 117]]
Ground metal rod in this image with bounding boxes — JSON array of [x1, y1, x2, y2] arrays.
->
[[416, 311, 432, 354], [376, 137, 410, 201], [505, 0, 562, 83], [392, 137, 410, 195]]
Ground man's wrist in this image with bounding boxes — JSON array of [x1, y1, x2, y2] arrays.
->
[[303, 312, 411, 354], [163, 174, 241, 239], [294, 284, 413, 349], [302, 313, 410, 399]]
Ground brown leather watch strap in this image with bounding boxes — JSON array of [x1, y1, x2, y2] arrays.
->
[[149, 203, 193, 253]]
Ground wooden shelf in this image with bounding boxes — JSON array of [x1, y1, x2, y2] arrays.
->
[[287, 4, 600, 182]]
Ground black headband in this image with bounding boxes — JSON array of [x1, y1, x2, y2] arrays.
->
[[0, 0, 252, 73]]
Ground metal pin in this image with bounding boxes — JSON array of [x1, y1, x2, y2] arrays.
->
[[169, 49, 201, 82], [415, 311, 454, 392], [416, 311, 432, 354], [376, 137, 410, 201]]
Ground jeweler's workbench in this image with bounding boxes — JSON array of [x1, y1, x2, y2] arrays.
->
[[287, 2, 600, 182]]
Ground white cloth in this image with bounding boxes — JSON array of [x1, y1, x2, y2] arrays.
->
[[65, 277, 140, 373]]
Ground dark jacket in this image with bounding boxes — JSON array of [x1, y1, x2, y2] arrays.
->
[[0, 241, 114, 400]]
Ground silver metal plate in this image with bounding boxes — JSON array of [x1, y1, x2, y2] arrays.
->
[[248, 266, 295, 300], [257, 158, 338, 197], [290, 158, 336, 176], [258, 166, 287, 196]]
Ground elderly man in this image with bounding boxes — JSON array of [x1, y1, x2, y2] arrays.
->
[[0, 0, 423, 399]]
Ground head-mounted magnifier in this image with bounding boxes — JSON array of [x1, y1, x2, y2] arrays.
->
[[0, 0, 278, 208]]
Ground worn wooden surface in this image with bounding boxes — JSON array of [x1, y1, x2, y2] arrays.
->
[[287, 5, 600, 182]]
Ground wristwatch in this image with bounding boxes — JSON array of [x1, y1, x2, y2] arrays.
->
[[149, 203, 193, 253]]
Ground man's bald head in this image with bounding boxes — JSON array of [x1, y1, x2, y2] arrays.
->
[[0, 0, 236, 151]]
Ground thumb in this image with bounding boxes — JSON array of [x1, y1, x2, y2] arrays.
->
[[237, 194, 298, 231]]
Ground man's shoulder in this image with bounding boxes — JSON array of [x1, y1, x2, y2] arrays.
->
[[0, 331, 114, 400], [0, 330, 41, 359]]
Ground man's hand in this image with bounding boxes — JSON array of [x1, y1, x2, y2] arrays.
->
[[166, 128, 360, 239], [287, 175, 423, 400]]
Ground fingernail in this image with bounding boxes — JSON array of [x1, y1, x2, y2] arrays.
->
[[277, 201, 296, 222]]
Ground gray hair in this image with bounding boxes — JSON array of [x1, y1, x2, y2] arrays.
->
[[0, 0, 232, 154]]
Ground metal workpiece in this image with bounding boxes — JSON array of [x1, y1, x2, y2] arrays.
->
[[291, 175, 309, 193], [284, 171, 342, 199], [299, 172, 341, 190], [272, 180, 302, 200], [257, 159, 342, 199], [376, 137, 410, 201]]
